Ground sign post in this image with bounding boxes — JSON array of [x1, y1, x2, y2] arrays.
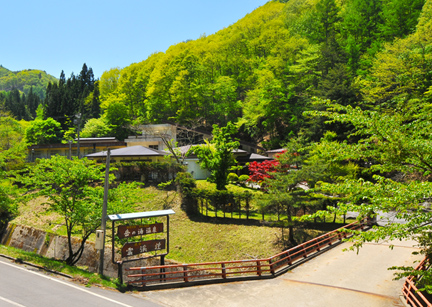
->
[[107, 210, 175, 283]]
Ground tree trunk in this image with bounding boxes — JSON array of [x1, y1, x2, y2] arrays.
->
[[287, 204, 297, 245]]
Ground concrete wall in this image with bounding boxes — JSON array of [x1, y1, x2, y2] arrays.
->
[[185, 159, 211, 180], [0, 224, 168, 279]]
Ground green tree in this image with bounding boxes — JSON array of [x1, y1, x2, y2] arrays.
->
[[102, 99, 132, 140], [25, 117, 63, 145], [0, 116, 27, 170], [99, 68, 121, 101], [21, 156, 138, 266], [340, 0, 384, 72], [0, 180, 16, 236], [306, 97, 432, 287], [193, 122, 239, 190], [380, 0, 425, 40], [260, 136, 331, 245], [80, 118, 112, 138], [0, 116, 23, 233]]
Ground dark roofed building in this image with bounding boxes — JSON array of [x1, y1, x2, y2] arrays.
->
[[86, 145, 168, 163], [28, 137, 126, 161]]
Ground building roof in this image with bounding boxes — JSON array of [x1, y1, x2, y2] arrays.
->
[[236, 153, 273, 162], [169, 145, 250, 157], [86, 145, 168, 158], [249, 153, 273, 160], [266, 148, 286, 154], [75, 137, 119, 143], [108, 209, 175, 221]]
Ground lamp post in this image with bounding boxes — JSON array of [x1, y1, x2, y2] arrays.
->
[[99, 148, 111, 276], [74, 113, 81, 158]]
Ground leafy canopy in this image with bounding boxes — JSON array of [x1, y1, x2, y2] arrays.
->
[[193, 122, 239, 190], [21, 156, 138, 266]]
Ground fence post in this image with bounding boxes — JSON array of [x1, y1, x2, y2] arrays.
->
[[256, 261, 262, 276], [221, 263, 227, 279], [287, 251, 292, 265], [183, 264, 189, 282], [140, 267, 146, 286], [269, 258, 275, 275], [302, 244, 308, 258], [246, 197, 250, 220]]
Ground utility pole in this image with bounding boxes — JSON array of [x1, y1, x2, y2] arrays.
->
[[74, 113, 81, 158], [98, 148, 110, 276]]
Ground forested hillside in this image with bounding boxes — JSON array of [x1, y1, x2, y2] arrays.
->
[[96, 0, 429, 148], [1, 0, 431, 148], [0, 66, 57, 121], [0, 66, 57, 99], [2, 0, 432, 283]]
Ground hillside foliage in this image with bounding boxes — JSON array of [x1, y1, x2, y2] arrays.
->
[[93, 0, 428, 147], [2, 0, 432, 281]]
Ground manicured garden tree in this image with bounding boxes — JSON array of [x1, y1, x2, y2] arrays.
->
[[227, 172, 239, 184], [21, 155, 139, 266], [255, 136, 338, 245], [248, 159, 279, 186], [238, 174, 250, 187], [193, 122, 240, 190]]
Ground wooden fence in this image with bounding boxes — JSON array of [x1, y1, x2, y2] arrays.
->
[[402, 257, 432, 307], [126, 220, 366, 288]]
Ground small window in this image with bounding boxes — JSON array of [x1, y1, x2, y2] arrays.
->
[[149, 145, 159, 150]]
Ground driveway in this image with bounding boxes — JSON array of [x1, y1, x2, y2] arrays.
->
[[138, 238, 422, 307]]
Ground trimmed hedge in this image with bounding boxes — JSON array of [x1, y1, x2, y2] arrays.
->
[[112, 161, 185, 185]]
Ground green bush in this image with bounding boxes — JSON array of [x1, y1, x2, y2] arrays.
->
[[238, 174, 250, 182], [112, 161, 184, 184], [175, 172, 198, 214], [227, 172, 239, 183]]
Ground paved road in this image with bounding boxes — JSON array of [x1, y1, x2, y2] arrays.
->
[[0, 258, 160, 307], [141, 238, 422, 307], [0, 236, 422, 306]]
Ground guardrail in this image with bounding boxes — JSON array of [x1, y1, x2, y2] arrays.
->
[[126, 220, 366, 288], [402, 257, 432, 307]]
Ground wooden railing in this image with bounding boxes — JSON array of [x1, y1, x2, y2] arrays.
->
[[126, 220, 366, 288], [402, 257, 432, 307]]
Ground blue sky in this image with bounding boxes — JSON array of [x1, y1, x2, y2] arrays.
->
[[1, 0, 269, 79]]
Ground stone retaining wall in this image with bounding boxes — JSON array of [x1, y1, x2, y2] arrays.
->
[[0, 224, 165, 278]]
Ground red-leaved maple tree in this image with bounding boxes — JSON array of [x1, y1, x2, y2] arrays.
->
[[248, 159, 279, 183]]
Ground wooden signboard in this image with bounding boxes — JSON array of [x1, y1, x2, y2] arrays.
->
[[117, 223, 163, 239], [121, 239, 166, 257]]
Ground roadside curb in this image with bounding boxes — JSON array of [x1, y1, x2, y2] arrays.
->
[[0, 253, 73, 279]]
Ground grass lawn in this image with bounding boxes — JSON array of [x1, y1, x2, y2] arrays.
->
[[7, 184, 351, 266]]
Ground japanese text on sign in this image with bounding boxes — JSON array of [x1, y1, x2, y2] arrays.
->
[[117, 223, 163, 239], [121, 239, 166, 257]]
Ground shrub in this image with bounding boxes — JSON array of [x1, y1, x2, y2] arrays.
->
[[112, 161, 184, 184], [238, 174, 250, 182], [227, 172, 239, 183], [175, 172, 198, 214]]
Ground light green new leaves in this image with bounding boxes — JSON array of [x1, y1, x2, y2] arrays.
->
[[21, 156, 138, 266], [193, 122, 239, 190]]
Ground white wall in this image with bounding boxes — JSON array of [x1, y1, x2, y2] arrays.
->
[[185, 159, 211, 180]]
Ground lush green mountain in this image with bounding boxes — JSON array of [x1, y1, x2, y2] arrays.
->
[[0, 65, 57, 99], [94, 0, 428, 148]]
